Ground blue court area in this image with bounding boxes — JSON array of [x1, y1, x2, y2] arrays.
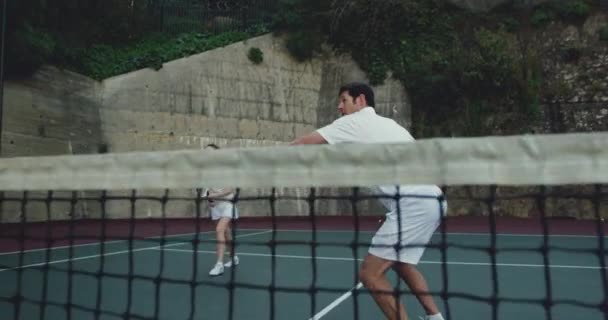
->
[[1, 229, 606, 320]]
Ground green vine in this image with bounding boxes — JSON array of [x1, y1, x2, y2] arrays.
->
[[272, 0, 598, 137], [247, 47, 264, 64], [76, 32, 252, 80]]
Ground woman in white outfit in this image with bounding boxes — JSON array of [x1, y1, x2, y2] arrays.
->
[[204, 144, 239, 276]]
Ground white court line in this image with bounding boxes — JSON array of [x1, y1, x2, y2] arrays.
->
[[0, 241, 187, 273], [0, 230, 272, 273], [235, 228, 606, 238], [0, 239, 127, 256], [156, 248, 357, 262], [159, 248, 608, 270], [2, 228, 602, 258], [0, 230, 219, 256], [309, 282, 363, 320]]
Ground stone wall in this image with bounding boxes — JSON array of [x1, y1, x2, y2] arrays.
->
[[1, 68, 103, 158], [95, 34, 411, 152], [4, 20, 606, 222], [447, 12, 608, 220], [98, 35, 319, 152], [0, 34, 406, 222], [538, 12, 608, 133], [445, 185, 608, 220]]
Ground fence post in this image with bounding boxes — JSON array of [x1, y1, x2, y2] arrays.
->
[[0, 0, 6, 156], [159, 0, 165, 32]]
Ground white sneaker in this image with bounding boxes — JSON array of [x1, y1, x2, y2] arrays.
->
[[420, 313, 445, 320], [208, 262, 224, 276], [224, 256, 239, 268]]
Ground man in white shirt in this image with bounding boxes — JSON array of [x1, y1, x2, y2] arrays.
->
[[291, 82, 446, 320]]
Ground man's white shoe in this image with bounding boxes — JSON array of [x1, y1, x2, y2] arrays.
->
[[419, 313, 445, 320], [208, 262, 224, 276], [224, 256, 239, 268]]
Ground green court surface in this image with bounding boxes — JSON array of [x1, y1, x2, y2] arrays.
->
[[1, 229, 606, 320]]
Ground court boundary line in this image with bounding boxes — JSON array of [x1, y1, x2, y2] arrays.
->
[[158, 247, 608, 270], [0, 227, 601, 257], [0, 230, 272, 272], [225, 228, 606, 239], [0, 230, 218, 256]]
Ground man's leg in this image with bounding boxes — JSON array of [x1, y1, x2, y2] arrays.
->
[[394, 263, 441, 317], [359, 254, 408, 320], [391, 197, 446, 319]]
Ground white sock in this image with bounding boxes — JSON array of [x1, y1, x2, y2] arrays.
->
[[427, 313, 444, 320]]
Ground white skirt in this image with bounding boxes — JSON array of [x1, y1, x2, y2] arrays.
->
[[210, 201, 239, 221], [368, 197, 447, 265]]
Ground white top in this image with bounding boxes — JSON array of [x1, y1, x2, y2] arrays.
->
[[318, 107, 415, 144], [317, 107, 442, 212]]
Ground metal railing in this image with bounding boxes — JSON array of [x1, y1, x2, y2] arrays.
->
[[155, 0, 276, 34]]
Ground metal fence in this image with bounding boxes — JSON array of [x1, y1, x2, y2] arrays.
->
[[154, 0, 277, 34]]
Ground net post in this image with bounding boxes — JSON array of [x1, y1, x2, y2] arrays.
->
[[153, 189, 170, 319], [66, 191, 78, 320], [14, 191, 28, 320], [308, 186, 318, 319], [189, 187, 204, 320], [351, 187, 361, 320], [438, 189, 451, 320], [593, 184, 608, 318], [94, 190, 108, 320], [0, 0, 7, 155], [393, 187, 404, 320], [124, 189, 138, 319], [269, 187, 278, 320], [487, 185, 499, 320], [39, 191, 53, 320], [227, 187, 240, 320], [537, 185, 554, 320]]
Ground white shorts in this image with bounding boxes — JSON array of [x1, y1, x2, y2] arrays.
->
[[210, 201, 239, 221], [368, 197, 447, 265]]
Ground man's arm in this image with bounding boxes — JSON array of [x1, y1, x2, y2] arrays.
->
[[290, 131, 327, 145]]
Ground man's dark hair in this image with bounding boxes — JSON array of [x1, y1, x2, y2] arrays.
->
[[339, 82, 375, 108], [205, 143, 220, 149]]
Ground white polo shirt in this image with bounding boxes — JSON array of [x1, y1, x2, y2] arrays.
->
[[316, 107, 442, 212]]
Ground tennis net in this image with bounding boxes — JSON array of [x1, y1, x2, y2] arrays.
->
[[0, 132, 607, 320]]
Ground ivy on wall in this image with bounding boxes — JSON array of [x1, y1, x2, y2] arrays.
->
[[274, 0, 595, 137]]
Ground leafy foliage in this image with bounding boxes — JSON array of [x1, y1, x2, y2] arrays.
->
[[531, 0, 591, 27], [75, 32, 251, 80], [4, 0, 267, 79], [247, 47, 264, 64], [4, 0, 598, 137], [267, 0, 571, 137]]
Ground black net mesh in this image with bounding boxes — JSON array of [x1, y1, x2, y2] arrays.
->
[[0, 135, 607, 320]]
